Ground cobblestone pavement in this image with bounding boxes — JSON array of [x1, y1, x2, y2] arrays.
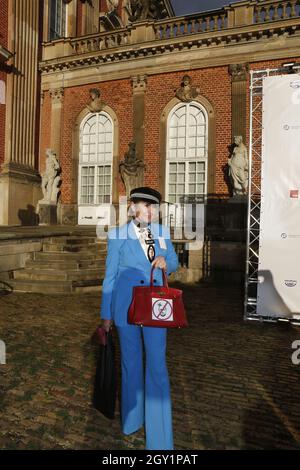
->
[[0, 282, 300, 450]]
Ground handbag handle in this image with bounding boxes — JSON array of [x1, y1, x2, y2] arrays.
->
[[150, 265, 169, 289]]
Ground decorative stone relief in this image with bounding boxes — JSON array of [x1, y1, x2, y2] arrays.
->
[[125, 0, 160, 22], [49, 87, 64, 103], [119, 142, 146, 197], [131, 74, 147, 93], [228, 63, 249, 82], [175, 75, 200, 102], [86, 88, 104, 112]]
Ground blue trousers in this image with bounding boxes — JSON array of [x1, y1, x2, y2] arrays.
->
[[116, 324, 173, 450]]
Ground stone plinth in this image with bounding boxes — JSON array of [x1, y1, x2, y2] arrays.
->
[[38, 204, 58, 225]]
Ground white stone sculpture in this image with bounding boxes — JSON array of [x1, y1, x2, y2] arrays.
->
[[228, 135, 248, 197], [39, 149, 61, 204]]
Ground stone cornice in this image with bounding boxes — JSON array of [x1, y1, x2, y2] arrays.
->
[[40, 30, 300, 90], [39, 17, 300, 77]]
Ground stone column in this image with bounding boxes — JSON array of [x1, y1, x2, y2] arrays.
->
[[131, 74, 147, 174], [0, 0, 42, 225], [49, 87, 64, 156], [229, 63, 249, 144]]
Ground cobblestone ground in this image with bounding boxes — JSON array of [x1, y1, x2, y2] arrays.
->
[[0, 282, 300, 450]]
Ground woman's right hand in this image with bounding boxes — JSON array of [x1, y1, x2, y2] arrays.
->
[[102, 319, 113, 332]]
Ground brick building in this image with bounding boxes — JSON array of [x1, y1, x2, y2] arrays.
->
[[1, 0, 300, 228]]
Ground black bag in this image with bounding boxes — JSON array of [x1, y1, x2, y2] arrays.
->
[[92, 328, 116, 420]]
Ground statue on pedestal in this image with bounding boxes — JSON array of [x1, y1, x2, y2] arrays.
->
[[119, 142, 146, 197], [228, 136, 248, 197], [37, 149, 62, 224], [175, 75, 200, 102], [39, 149, 61, 204]]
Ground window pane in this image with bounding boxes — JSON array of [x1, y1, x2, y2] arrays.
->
[[167, 104, 207, 204], [197, 184, 205, 194]]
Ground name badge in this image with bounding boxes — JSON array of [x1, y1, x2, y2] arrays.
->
[[158, 236, 167, 249]]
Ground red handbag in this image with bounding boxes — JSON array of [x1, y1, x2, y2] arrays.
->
[[128, 266, 188, 328]]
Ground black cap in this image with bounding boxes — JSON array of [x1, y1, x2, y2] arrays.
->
[[130, 186, 162, 204]]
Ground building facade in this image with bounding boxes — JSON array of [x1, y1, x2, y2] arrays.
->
[[1, 0, 300, 227]]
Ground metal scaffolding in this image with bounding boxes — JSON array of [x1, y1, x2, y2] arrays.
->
[[244, 66, 300, 323]]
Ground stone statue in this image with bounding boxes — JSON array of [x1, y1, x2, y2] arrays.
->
[[87, 88, 103, 113], [106, 0, 119, 12], [39, 149, 61, 204], [126, 0, 158, 22], [175, 75, 200, 102], [228, 136, 249, 197], [119, 142, 146, 197]]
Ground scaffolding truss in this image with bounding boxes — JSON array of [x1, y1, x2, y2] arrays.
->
[[244, 66, 300, 324]]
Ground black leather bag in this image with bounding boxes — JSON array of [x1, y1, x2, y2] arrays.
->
[[93, 328, 116, 420]]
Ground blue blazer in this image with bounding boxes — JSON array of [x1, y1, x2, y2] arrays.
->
[[100, 220, 179, 327]]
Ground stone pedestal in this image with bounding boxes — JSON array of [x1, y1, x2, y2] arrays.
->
[[57, 203, 78, 225], [0, 163, 42, 225], [37, 203, 58, 225]]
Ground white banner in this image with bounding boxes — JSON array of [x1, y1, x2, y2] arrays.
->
[[257, 75, 300, 319]]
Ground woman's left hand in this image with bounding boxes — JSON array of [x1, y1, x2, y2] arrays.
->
[[151, 256, 167, 270]]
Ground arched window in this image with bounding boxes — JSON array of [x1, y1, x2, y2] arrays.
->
[[166, 102, 208, 204], [79, 112, 113, 207]]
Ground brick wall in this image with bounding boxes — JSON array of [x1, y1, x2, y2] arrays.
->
[[0, 0, 8, 168], [40, 79, 133, 204], [39, 56, 300, 206], [40, 67, 233, 206], [145, 67, 232, 195]]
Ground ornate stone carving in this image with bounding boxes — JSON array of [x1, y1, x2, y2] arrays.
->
[[131, 74, 147, 93], [228, 136, 248, 197], [106, 0, 119, 12], [229, 63, 249, 82], [49, 87, 64, 103], [175, 75, 200, 102], [119, 142, 146, 196], [39, 149, 62, 204], [125, 0, 160, 22], [86, 88, 104, 112]]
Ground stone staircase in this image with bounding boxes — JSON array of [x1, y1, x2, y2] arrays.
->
[[8, 236, 107, 293]]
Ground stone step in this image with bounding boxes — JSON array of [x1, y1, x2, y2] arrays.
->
[[7, 279, 73, 293], [34, 251, 104, 261], [49, 236, 100, 245], [72, 279, 102, 293], [13, 267, 105, 282], [25, 258, 105, 270], [42, 243, 105, 253]]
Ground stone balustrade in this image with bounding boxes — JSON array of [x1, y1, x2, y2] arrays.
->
[[254, 0, 300, 23], [41, 0, 300, 66]]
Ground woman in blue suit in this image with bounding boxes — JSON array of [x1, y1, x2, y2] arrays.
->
[[100, 186, 179, 450]]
